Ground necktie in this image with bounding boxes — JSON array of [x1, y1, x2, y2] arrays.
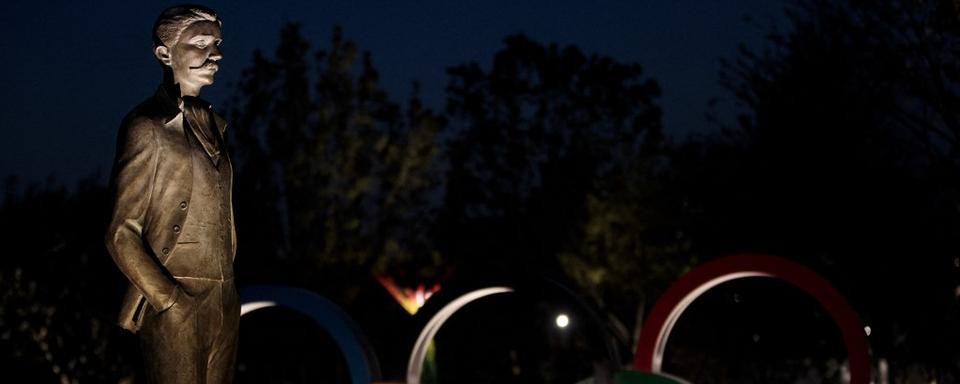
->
[[182, 97, 222, 167]]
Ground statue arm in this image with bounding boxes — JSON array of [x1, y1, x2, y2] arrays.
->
[[105, 117, 181, 312]]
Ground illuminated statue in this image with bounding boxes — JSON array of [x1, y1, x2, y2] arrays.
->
[[105, 5, 238, 383]]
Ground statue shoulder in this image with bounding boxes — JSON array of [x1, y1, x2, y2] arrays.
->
[[120, 97, 167, 134]]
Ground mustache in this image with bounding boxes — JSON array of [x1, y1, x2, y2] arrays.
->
[[190, 61, 219, 70]]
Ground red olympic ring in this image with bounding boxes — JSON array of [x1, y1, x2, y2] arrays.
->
[[632, 254, 870, 384]]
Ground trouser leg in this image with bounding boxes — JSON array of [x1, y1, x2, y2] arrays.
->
[[140, 278, 237, 384], [206, 279, 239, 384], [139, 289, 203, 384]]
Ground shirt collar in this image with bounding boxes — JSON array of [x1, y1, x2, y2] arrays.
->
[[154, 85, 182, 125], [153, 84, 214, 125]]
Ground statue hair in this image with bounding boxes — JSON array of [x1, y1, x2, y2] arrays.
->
[[153, 4, 221, 48]]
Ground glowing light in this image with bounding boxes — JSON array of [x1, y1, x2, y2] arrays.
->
[[555, 314, 570, 328], [864, 326, 871, 336], [878, 358, 889, 384], [376, 275, 441, 315]]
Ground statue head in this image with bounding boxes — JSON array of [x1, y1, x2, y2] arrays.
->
[[152, 5, 223, 97]]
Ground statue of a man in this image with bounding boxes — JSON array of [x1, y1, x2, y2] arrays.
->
[[105, 5, 238, 383]]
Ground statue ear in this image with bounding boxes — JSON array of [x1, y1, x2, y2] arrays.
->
[[154, 46, 173, 66]]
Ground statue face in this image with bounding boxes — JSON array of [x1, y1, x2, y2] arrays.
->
[[162, 20, 223, 96]]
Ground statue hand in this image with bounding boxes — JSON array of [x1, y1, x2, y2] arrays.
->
[[160, 286, 197, 325]]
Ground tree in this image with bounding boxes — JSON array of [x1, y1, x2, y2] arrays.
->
[[0, 176, 136, 382], [441, 35, 692, 349], [715, 0, 960, 379], [228, 25, 447, 297]]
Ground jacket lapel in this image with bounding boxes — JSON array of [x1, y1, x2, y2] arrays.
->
[[183, 99, 222, 168]]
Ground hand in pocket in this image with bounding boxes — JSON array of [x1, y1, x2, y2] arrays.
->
[[162, 286, 197, 326]]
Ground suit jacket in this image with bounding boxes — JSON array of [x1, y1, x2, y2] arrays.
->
[[105, 85, 234, 332]]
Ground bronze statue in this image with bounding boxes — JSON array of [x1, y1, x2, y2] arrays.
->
[[105, 5, 238, 383]]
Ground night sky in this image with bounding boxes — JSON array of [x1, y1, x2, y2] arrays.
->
[[0, 0, 785, 187]]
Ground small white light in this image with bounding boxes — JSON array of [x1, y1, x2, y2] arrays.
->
[[864, 326, 872, 336], [555, 314, 570, 328]]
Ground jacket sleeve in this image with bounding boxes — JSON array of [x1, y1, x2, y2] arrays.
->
[[105, 117, 181, 312]]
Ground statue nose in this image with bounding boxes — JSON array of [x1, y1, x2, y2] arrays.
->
[[209, 45, 223, 61]]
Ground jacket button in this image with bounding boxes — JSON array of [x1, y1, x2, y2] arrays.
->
[[173, 225, 181, 233], [162, 248, 170, 255], [179, 201, 188, 210]]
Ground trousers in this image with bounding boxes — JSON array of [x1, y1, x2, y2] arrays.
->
[[140, 277, 239, 383]]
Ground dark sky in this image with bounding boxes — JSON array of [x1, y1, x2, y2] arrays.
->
[[0, 0, 785, 187]]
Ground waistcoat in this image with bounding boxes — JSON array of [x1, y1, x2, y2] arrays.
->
[[163, 119, 234, 280]]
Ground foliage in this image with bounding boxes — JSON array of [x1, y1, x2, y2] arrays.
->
[[713, 0, 960, 379], [228, 25, 447, 292], [4, 5, 960, 380], [441, 35, 694, 343], [0, 176, 135, 382]]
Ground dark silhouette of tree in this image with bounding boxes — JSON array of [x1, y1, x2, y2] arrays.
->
[[228, 25, 447, 298], [708, 0, 960, 380], [441, 35, 692, 350], [10, 7, 959, 381], [0, 176, 136, 382], [720, 0, 960, 173], [227, 25, 448, 379]]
